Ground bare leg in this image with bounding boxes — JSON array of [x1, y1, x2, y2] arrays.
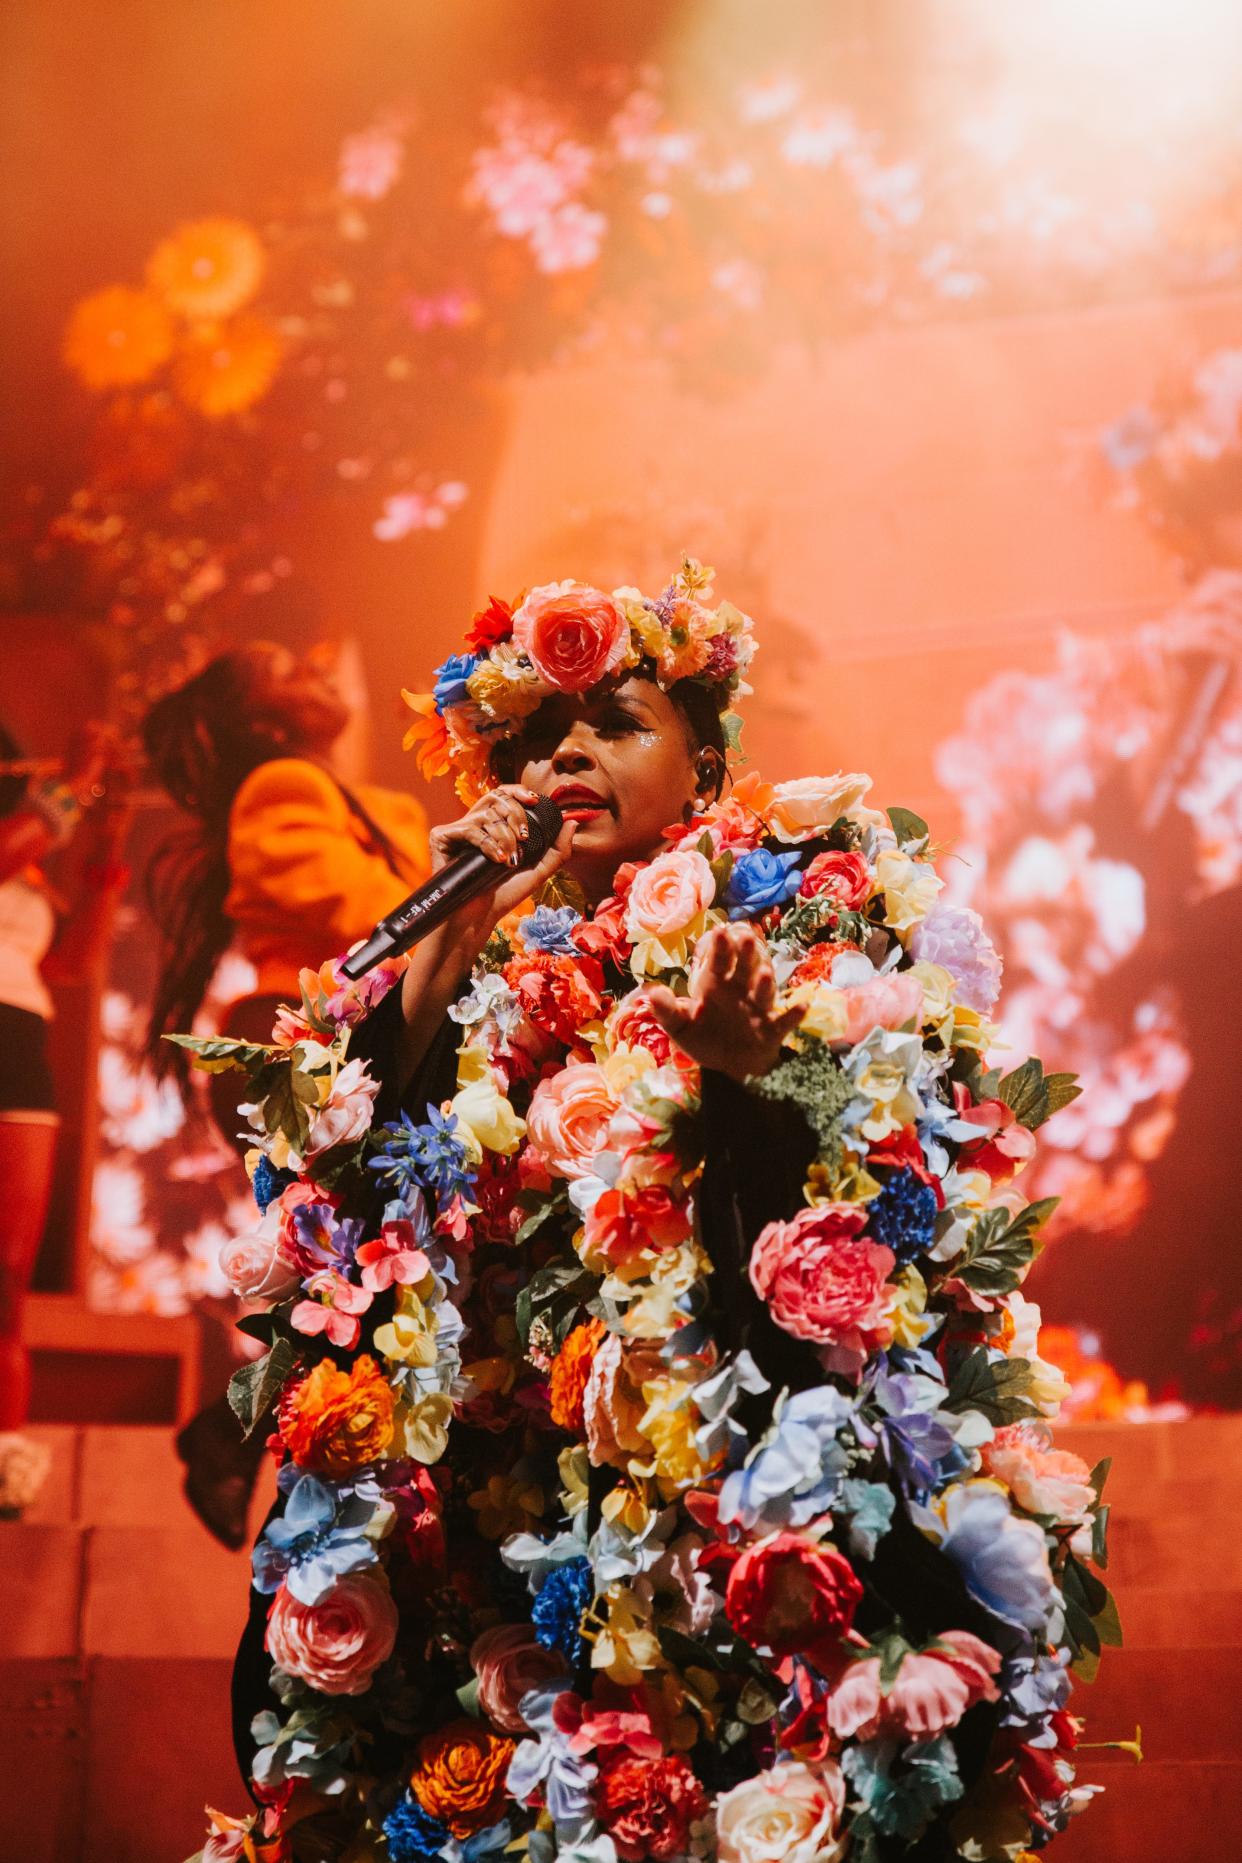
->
[[0, 1113, 59, 1429]]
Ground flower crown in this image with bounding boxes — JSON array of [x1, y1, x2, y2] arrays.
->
[[402, 557, 756, 802]]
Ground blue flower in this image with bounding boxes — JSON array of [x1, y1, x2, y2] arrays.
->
[[384, 1794, 452, 1862], [938, 1480, 1053, 1632], [724, 848, 802, 920], [516, 904, 581, 955], [369, 1106, 475, 1212], [252, 1472, 379, 1604], [857, 1367, 969, 1500], [718, 1384, 854, 1531], [531, 1556, 593, 1664], [842, 1736, 963, 1841], [251, 1155, 296, 1214], [433, 653, 479, 710], [867, 1168, 938, 1262]]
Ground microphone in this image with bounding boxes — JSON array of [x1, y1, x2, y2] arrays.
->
[[339, 795, 564, 980]]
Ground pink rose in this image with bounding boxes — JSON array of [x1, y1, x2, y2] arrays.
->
[[511, 580, 630, 692], [748, 1203, 894, 1375], [470, 1623, 569, 1733], [799, 849, 872, 909], [607, 988, 682, 1065], [265, 1570, 398, 1695], [981, 1426, 1095, 1523], [218, 1206, 302, 1301], [525, 1062, 619, 1180], [624, 849, 716, 943], [304, 1057, 380, 1158], [838, 970, 924, 1045]]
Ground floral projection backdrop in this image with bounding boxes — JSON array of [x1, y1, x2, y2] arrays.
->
[[10, 48, 1242, 1404]]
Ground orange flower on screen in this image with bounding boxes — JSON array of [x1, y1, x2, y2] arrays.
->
[[401, 689, 453, 780], [410, 1721, 516, 1836], [147, 215, 265, 318], [549, 1317, 607, 1431], [63, 286, 174, 390], [172, 315, 283, 416], [280, 1353, 395, 1476]]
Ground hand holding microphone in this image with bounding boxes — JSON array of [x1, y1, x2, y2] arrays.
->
[[340, 787, 573, 979]]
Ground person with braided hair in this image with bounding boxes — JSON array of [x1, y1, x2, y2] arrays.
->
[[142, 642, 431, 1546]]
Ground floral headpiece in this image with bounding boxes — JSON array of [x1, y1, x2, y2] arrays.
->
[[402, 557, 756, 802]]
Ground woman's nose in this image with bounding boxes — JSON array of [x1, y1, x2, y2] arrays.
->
[[550, 730, 596, 772]]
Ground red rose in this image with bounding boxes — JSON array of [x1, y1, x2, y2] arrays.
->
[[748, 1202, 895, 1376], [504, 950, 607, 1046], [799, 850, 872, 909], [725, 1532, 863, 1660], [571, 894, 632, 966], [512, 581, 630, 692], [595, 1755, 709, 1862], [466, 595, 514, 652]]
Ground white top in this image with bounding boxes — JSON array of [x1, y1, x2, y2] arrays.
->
[[0, 875, 55, 1019]]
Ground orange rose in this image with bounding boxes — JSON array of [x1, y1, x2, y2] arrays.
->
[[548, 1318, 607, 1431], [511, 580, 630, 692], [280, 1354, 395, 1476], [525, 1062, 619, 1181], [410, 1720, 516, 1837]]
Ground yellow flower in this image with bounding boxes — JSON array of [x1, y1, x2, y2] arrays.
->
[[874, 847, 944, 935], [787, 981, 849, 1044], [909, 959, 956, 1029], [636, 1375, 713, 1492], [600, 1483, 656, 1536], [943, 1004, 998, 1053], [557, 1445, 590, 1519], [611, 1241, 711, 1339], [672, 556, 716, 599], [466, 643, 543, 722], [393, 1390, 454, 1464], [468, 1472, 545, 1540], [448, 1047, 525, 1159], [147, 215, 265, 318], [373, 1290, 438, 1368], [172, 315, 282, 417], [589, 1584, 663, 1685], [63, 286, 174, 390], [853, 1056, 922, 1142], [889, 1264, 938, 1349]]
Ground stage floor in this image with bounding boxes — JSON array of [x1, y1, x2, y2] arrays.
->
[[1, 1416, 1238, 1861]]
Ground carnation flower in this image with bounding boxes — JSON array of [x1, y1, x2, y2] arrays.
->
[[505, 949, 607, 1045], [409, 1720, 516, 1837], [549, 1318, 608, 1431], [532, 1556, 594, 1664], [63, 286, 174, 390], [725, 1531, 863, 1659], [265, 1570, 397, 1695], [910, 905, 1003, 1012], [865, 1167, 939, 1264], [595, 1754, 709, 1861]]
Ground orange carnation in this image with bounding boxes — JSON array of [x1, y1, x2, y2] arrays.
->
[[172, 314, 282, 416], [548, 1318, 607, 1432], [280, 1353, 395, 1476], [147, 215, 265, 318], [63, 286, 174, 390], [410, 1720, 516, 1837]]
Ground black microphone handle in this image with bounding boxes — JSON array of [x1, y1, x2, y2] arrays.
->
[[339, 795, 563, 980]]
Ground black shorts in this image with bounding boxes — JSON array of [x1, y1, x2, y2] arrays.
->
[[0, 1003, 57, 1113]]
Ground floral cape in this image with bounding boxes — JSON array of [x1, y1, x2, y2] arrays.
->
[[183, 770, 1116, 1863]]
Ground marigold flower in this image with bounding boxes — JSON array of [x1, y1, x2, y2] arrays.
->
[[280, 1353, 395, 1476], [172, 314, 282, 417], [409, 1720, 515, 1837], [548, 1317, 607, 1431], [146, 215, 265, 318], [64, 286, 174, 390]]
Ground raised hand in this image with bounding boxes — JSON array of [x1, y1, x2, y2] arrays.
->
[[646, 921, 800, 1082]]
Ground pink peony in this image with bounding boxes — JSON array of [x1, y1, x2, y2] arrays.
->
[[470, 1623, 569, 1733], [265, 1571, 398, 1695], [910, 905, 1003, 1013], [511, 580, 629, 691], [838, 970, 924, 1044], [624, 849, 716, 943], [525, 1062, 619, 1180], [826, 1632, 1001, 1741], [748, 1203, 895, 1375], [981, 1426, 1095, 1523], [218, 1205, 302, 1301]]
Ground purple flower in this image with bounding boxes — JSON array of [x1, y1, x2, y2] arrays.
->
[[909, 905, 1003, 1012]]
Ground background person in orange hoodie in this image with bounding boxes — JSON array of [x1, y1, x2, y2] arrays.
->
[[142, 642, 430, 1544]]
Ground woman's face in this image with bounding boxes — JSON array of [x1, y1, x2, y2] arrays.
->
[[513, 677, 705, 898], [245, 645, 350, 754]]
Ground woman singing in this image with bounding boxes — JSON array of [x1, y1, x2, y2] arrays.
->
[[200, 568, 1108, 1863]]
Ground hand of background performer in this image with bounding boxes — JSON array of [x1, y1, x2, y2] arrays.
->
[[646, 922, 800, 1082]]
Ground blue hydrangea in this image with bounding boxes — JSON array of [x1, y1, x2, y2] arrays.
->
[[724, 848, 803, 920], [531, 1556, 593, 1664], [252, 1472, 379, 1604], [252, 1154, 296, 1214], [432, 653, 479, 710], [384, 1793, 451, 1862], [516, 903, 581, 955], [867, 1167, 939, 1262], [369, 1106, 476, 1212]]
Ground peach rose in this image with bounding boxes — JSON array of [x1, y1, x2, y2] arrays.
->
[[981, 1425, 1095, 1522], [767, 774, 876, 844], [470, 1623, 569, 1733], [218, 1205, 302, 1301], [583, 1333, 667, 1466], [511, 580, 630, 692], [624, 849, 716, 943], [838, 970, 925, 1045], [525, 1062, 619, 1180], [716, 1760, 848, 1863], [265, 1570, 397, 1695]]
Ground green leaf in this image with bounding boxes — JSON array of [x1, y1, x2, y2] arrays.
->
[[1072, 1643, 1101, 1684], [235, 1310, 276, 1346], [1093, 1587, 1124, 1649], [709, 851, 735, 901], [163, 1032, 275, 1075], [227, 1336, 300, 1439], [260, 1061, 311, 1152], [513, 1188, 568, 1249], [944, 1348, 1041, 1425], [997, 1057, 1082, 1130], [949, 1198, 1058, 1299], [455, 1676, 482, 1718], [1063, 1550, 1109, 1618], [721, 710, 744, 754], [886, 806, 930, 849], [1088, 1456, 1112, 1505], [535, 870, 586, 914], [1092, 1502, 1111, 1570]]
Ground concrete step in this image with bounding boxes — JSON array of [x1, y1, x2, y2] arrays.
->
[[1109, 1587, 1242, 1649], [1059, 1415, 1242, 1484], [1104, 1512, 1242, 1589], [1051, 1762, 1242, 1863]]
